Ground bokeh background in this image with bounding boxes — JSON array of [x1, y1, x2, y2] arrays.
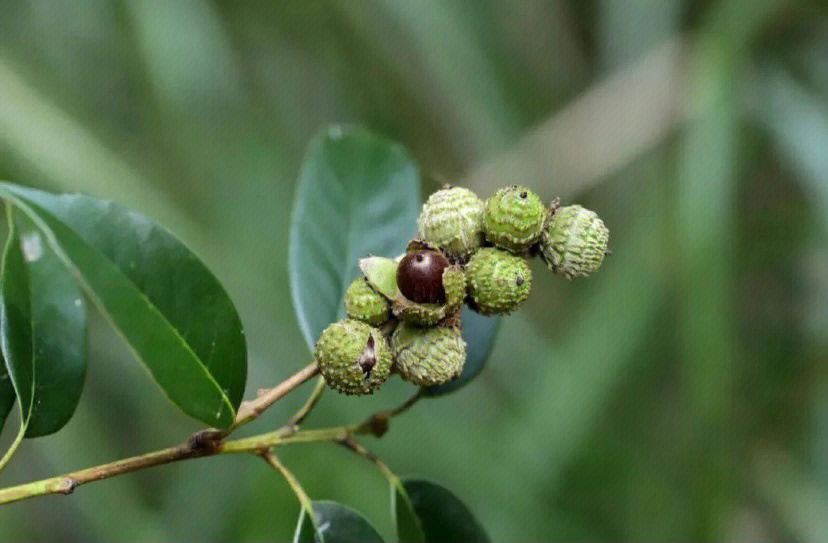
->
[[0, 0, 826, 541]]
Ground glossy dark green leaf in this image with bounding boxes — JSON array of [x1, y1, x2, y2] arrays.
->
[[0, 183, 246, 428], [0, 209, 88, 437], [289, 125, 420, 350], [292, 501, 385, 543], [392, 481, 425, 543], [424, 310, 500, 396], [0, 363, 13, 433], [400, 478, 490, 542]]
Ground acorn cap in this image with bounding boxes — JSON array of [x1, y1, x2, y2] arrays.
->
[[392, 322, 466, 387], [344, 278, 392, 326], [466, 247, 532, 315], [314, 319, 393, 395], [540, 205, 609, 279], [483, 185, 548, 253], [417, 186, 484, 259]]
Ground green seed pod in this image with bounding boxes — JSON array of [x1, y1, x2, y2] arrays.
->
[[344, 278, 392, 326], [314, 319, 393, 395], [466, 247, 532, 315], [483, 185, 548, 252], [394, 264, 466, 326], [417, 186, 484, 259], [392, 322, 466, 387], [540, 205, 609, 279]]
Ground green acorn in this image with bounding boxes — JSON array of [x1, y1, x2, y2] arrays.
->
[[466, 247, 532, 315], [417, 186, 484, 259], [392, 322, 466, 387], [314, 319, 393, 395], [483, 185, 548, 253], [540, 205, 609, 279], [344, 278, 391, 326]]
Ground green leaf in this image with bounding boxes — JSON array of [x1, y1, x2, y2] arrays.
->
[[424, 310, 500, 396], [400, 478, 490, 542], [392, 481, 425, 543], [0, 183, 246, 428], [292, 501, 385, 543], [0, 363, 13, 433], [0, 208, 88, 437], [293, 508, 317, 543], [289, 125, 420, 350]]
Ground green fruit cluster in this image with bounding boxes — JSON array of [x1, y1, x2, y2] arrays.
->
[[314, 184, 609, 395]]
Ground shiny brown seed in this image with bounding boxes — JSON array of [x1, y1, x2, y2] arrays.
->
[[396, 250, 449, 304]]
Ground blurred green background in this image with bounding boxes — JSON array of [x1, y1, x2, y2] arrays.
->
[[0, 0, 826, 541]]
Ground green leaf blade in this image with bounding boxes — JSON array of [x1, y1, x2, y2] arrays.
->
[[0, 365, 13, 432], [424, 310, 500, 396], [0, 184, 246, 428], [292, 501, 385, 543], [0, 214, 34, 429], [393, 481, 425, 543], [400, 478, 490, 543], [290, 125, 420, 350], [0, 208, 88, 437]]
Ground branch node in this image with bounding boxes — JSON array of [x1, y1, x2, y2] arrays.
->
[[187, 428, 226, 452], [58, 478, 77, 495], [365, 413, 390, 438]]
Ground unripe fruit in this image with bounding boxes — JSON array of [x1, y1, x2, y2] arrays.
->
[[540, 205, 609, 279], [344, 278, 391, 326], [417, 186, 484, 259], [466, 247, 532, 315], [396, 250, 449, 304], [483, 185, 548, 252], [392, 322, 466, 386], [314, 319, 392, 395]]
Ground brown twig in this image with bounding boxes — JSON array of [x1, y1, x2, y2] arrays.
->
[[233, 362, 319, 428], [0, 368, 425, 507]]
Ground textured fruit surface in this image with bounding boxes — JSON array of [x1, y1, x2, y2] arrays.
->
[[417, 186, 484, 259], [396, 250, 449, 304], [483, 185, 548, 252], [392, 322, 466, 386], [344, 278, 391, 326], [466, 247, 532, 315], [314, 319, 392, 395], [392, 299, 446, 327], [540, 205, 609, 279], [441, 265, 466, 308]]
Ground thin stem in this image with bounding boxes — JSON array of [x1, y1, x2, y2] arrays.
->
[[339, 436, 397, 483], [0, 373, 426, 507], [261, 450, 314, 515], [285, 377, 326, 429], [233, 362, 319, 429], [0, 426, 346, 506], [0, 425, 25, 474], [220, 427, 348, 454]]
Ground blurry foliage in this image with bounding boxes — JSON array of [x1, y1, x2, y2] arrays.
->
[[0, 0, 825, 541]]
